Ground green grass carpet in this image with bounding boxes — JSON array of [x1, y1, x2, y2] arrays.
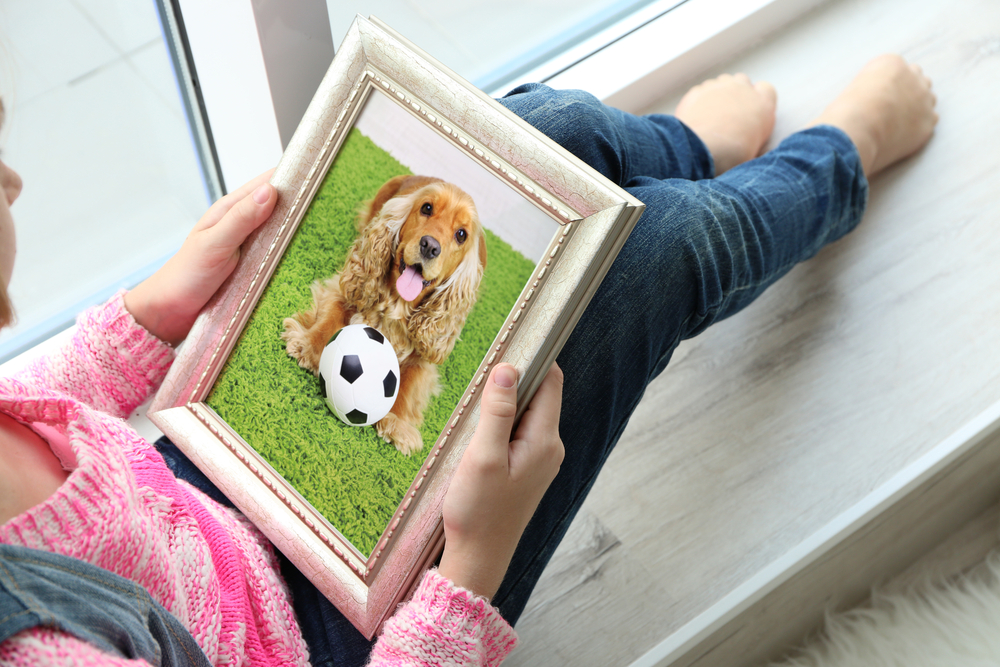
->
[[206, 129, 534, 556]]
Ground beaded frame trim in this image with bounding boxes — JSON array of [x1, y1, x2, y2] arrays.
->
[[149, 19, 642, 636], [184, 71, 578, 579]]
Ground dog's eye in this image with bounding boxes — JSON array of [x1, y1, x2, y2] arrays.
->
[[420, 202, 433, 216], [455, 229, 467, 244]]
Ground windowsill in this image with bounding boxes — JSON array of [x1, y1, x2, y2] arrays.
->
[[491, 0, 830, 112]]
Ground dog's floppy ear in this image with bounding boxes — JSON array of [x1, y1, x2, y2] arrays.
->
[[340, 188, 419, 312], [408, 228, 487, 365], [357, 176, 407, 232], [478, 230, 488, 272]]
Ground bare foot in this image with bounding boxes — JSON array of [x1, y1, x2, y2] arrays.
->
[[675, 73, 777, 175], [809, 54, 938, 177]]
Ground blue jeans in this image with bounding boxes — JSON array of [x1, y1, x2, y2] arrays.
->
[[491, 84, 867, 621], [161, 84, 868, 666]]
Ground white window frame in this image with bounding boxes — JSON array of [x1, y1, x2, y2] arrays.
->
[[183, 0, 829, 196], [492, 0, 830, 111]]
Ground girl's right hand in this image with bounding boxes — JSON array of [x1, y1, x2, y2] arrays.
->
[[438, 362, 565, 600], [124, 171, 277, 346]]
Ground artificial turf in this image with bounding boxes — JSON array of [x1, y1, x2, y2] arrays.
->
[[205, 128, 535, 556]]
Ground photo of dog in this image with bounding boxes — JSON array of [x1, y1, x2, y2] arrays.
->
[[282, 174, 487, 455], [206, 94, 557, 554]]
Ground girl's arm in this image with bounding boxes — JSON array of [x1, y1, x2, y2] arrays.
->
[[368, 363, 565, 666], [367, 569, 517, 667], [14, 174, 277, 417], [14, 292, 174, 418]]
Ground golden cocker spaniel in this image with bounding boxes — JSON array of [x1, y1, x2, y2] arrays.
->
[[282, 175, 487, 455]]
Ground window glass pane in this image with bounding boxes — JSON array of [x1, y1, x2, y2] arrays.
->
[[326, 0, 660, 92], [0, 0, 665, 362], [0, 0, 208, 361]]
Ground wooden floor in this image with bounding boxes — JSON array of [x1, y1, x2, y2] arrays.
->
[[503, 0, 1000, 664]]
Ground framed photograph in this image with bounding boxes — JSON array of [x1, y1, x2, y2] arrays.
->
[[148, 15, 643, 639]]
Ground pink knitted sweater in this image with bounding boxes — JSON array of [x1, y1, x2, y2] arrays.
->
[[0, 293, 517, 666]]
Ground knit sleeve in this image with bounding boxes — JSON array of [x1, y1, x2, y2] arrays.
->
[[15, 291, 174, 419], [367, 570, 517, 667], [0, 626, 153, 666]]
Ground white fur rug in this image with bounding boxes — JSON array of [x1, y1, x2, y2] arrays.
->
[[770, 552, 1000, 667]]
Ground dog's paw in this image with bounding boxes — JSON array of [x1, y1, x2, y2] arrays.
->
[[376, 414, 424, 456], [281, 317, 321, 373]]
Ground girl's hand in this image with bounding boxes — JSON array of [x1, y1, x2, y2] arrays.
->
[[438, 362, 565, 600], [124, 170, 277, 345]]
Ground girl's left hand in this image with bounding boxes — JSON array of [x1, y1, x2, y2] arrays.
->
[[124, 170, 277, 345], [438, 362, 565, 600]]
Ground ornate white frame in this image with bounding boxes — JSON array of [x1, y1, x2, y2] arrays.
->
[[148, 16, 643, 638]]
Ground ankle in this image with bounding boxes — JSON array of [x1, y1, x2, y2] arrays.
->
[[809, 106, 879, 177]]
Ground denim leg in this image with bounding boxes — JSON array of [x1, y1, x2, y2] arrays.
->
[[500, 83, 715, 183], [490, 125, 868, 623]]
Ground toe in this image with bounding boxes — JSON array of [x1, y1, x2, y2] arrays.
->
[[755, 80, 778, 106]]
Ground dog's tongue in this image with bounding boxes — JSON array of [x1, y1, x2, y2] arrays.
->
[[396, 265, 424, 301]]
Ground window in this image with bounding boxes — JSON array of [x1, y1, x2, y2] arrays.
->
[[0, 0, 816, 362], [0, 0, 206, 361], [325, 0, 673, 93]]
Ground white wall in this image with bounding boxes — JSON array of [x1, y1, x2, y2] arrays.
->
[[354, 90, 559, 264]]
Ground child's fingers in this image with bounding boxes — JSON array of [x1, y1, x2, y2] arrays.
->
[[228, 168, 276, 200], [194, 169, 275, 231], [466, 364, 519, 468], [514, 363, 563, 441], [509, 363, 564, 480], [206, 182, 277, 250]]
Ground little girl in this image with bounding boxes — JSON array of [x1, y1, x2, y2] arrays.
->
[[0, 51, 936, 666], [0, 107, 565, 663]]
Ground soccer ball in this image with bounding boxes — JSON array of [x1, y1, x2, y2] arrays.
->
[[318, 325, 400, 426]]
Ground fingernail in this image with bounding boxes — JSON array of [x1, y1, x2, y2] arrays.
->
[[494, 365, 516, 388], [253, 183, 271, 204]]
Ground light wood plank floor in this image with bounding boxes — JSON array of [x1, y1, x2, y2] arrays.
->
[[504, 0, 1000, 663]]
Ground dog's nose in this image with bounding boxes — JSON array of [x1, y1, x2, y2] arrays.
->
[[419, 235, 441, 260]]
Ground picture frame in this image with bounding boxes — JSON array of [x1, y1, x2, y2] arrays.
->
[[148, 15, 643, 639]]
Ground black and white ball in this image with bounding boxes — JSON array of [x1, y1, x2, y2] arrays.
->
[[318, 325, 400, 426]]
